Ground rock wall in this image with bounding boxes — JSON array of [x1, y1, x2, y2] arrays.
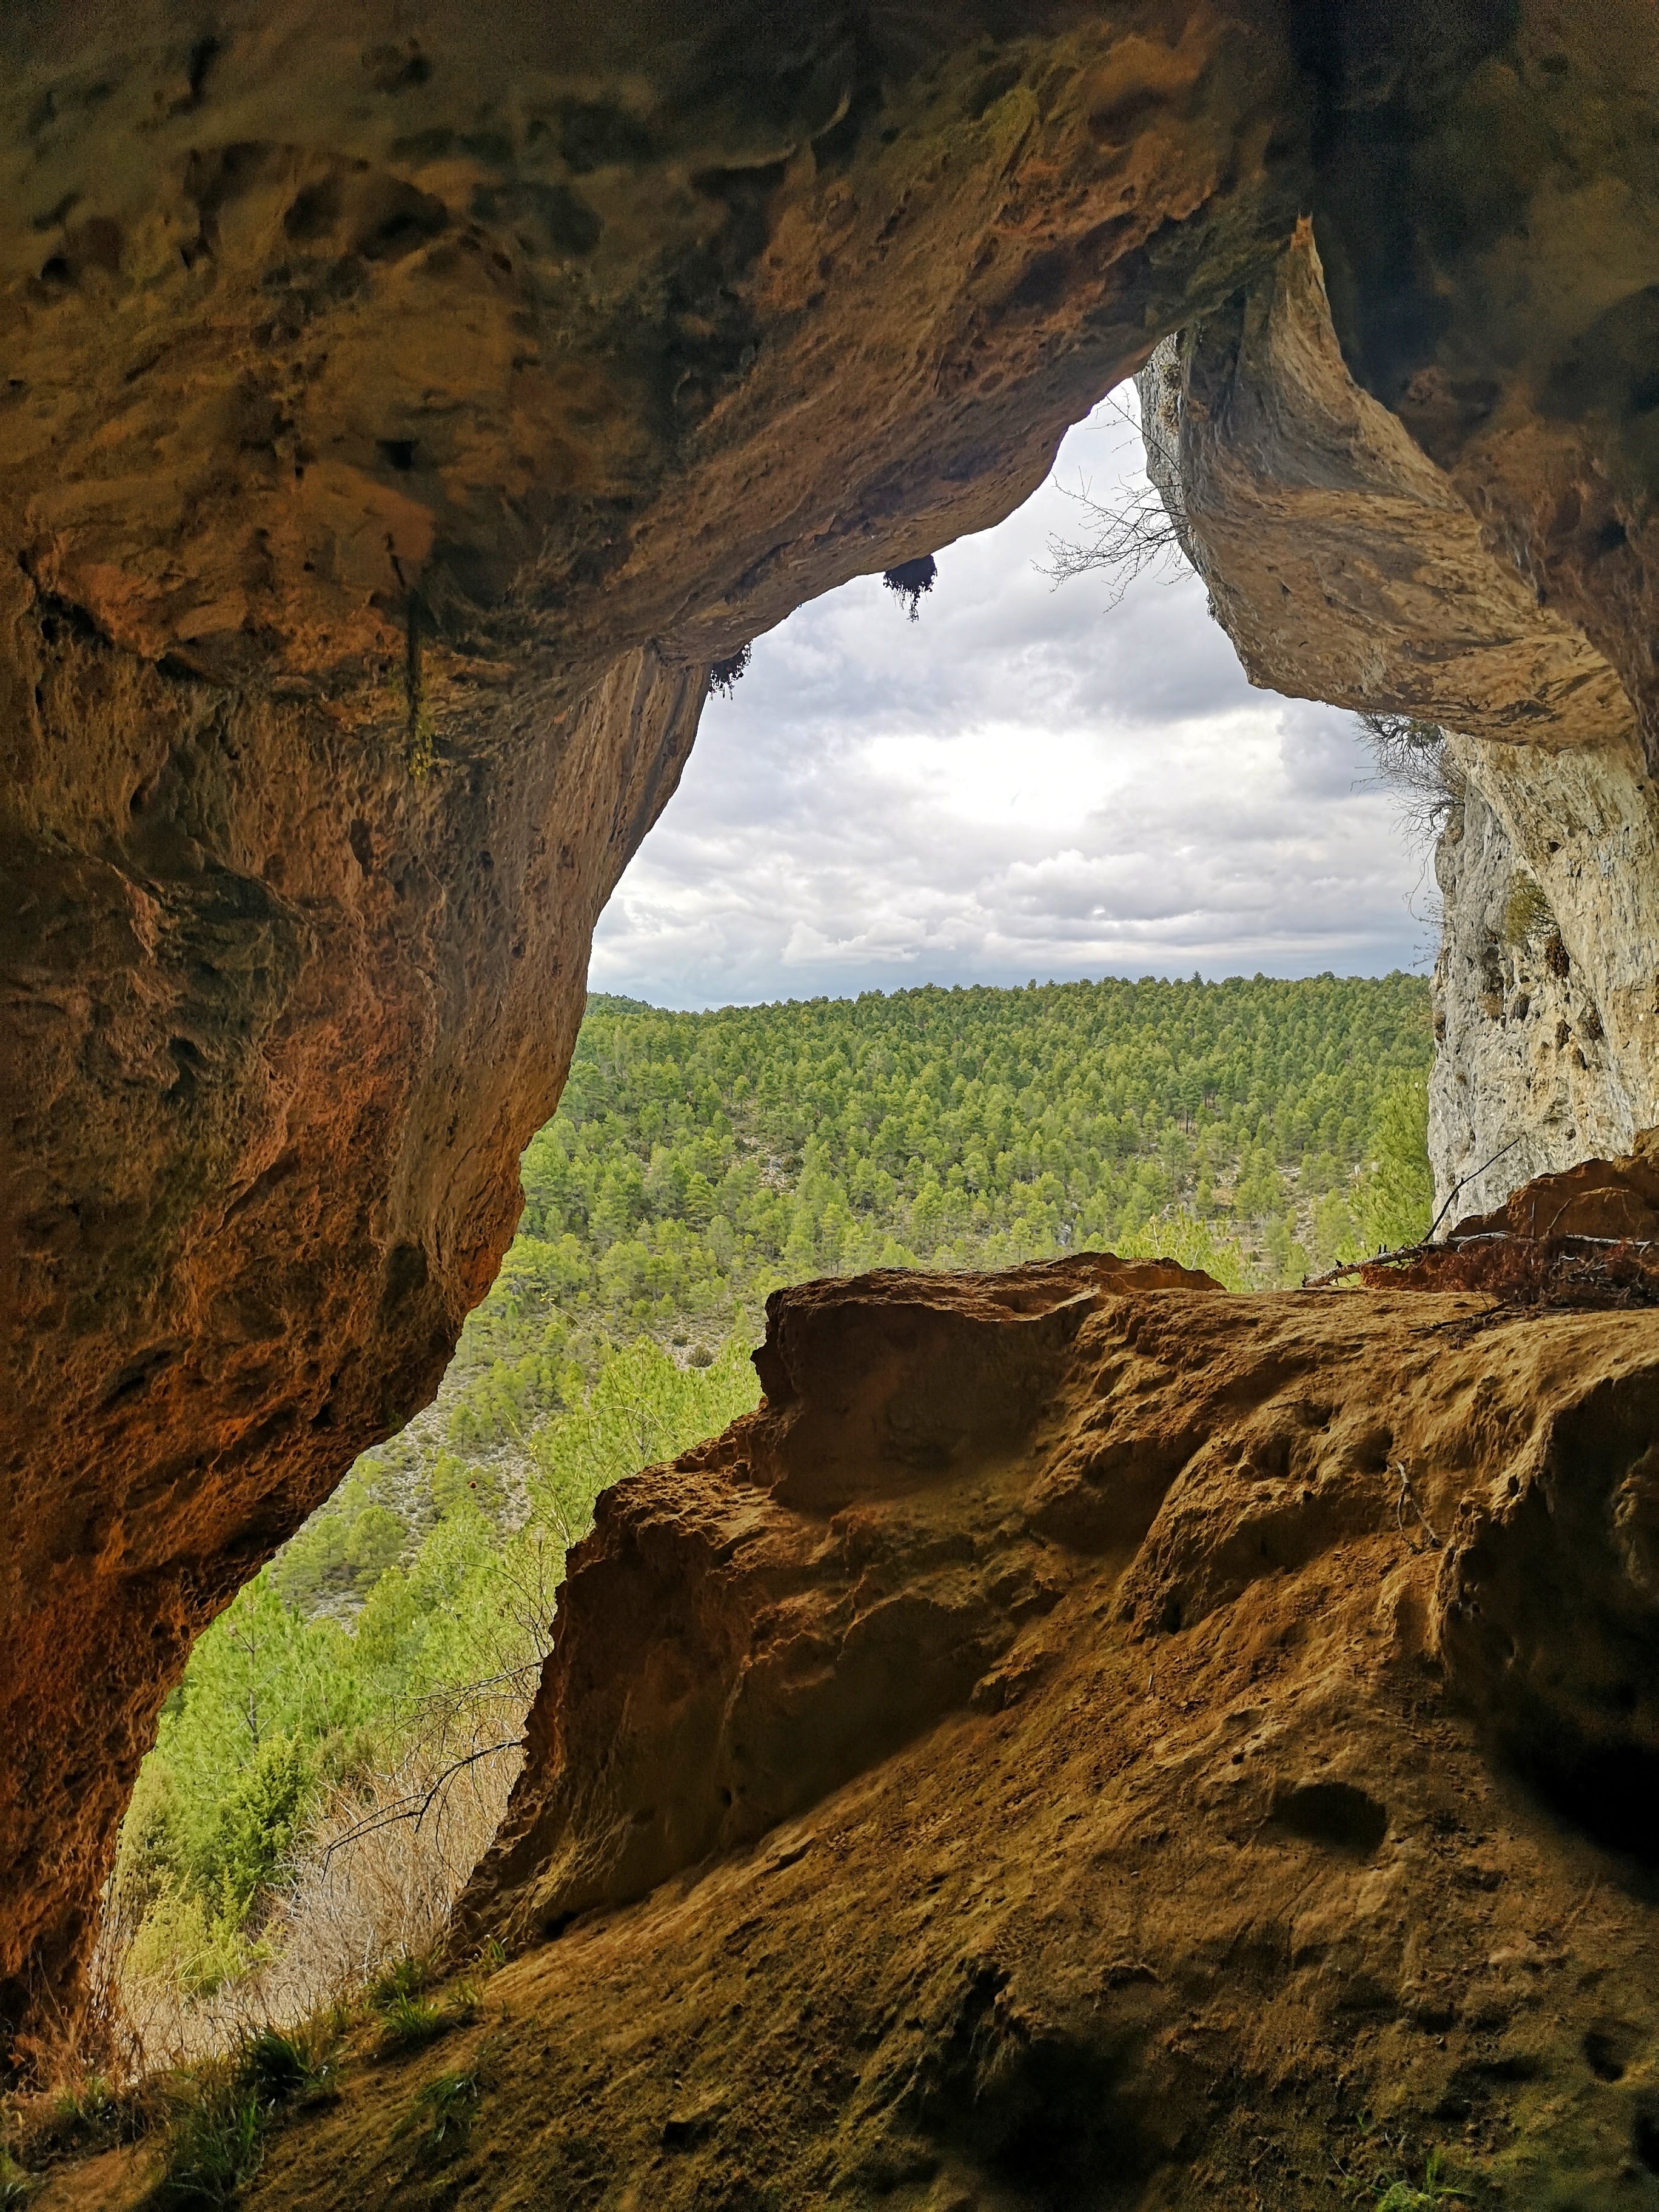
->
[[1430, 739, 1659, 1219], [0, 0, 1312, 2048], [62, 1256, 1659, 2210], [1138, 186, 1659, 1221], [7, 0, 1659, 2051]]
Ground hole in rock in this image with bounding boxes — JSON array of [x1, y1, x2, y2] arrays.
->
[[1584, 2028, 1630, 2082], [1269, 1780, 1389, 1857], [1636, 2107, 1659, 2176], [1523, 1740, 1659, 1869], [185, 35, 220, 107], [103, 380, 1449, 2068]]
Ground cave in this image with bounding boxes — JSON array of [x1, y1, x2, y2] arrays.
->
[[6, 1, 1659, 2202]]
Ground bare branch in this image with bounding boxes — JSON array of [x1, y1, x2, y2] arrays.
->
[[1040, 355, 1193, 606], [320, 1738, 526, 1867], [1353, 711, 1466, 844]]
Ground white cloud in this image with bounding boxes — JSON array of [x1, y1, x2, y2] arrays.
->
[[589, 392, 1433, 1007]]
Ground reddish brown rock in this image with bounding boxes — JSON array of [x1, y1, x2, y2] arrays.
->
[[7, 0, 1659, 2065], [1361, 1128, 1659, 1304], [0, 0, 1307, 2045], [39, 1257, 1659, 2207]]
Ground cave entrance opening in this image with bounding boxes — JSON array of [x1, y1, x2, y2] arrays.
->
[[590, 386, 1432, 1012], [84, 390, 1452, 2077]]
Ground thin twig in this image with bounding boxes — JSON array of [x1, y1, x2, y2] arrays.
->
[[1424, 1133, 1525, 1244], [1304, 1223, 1659, 1290], [320, 1738, 526, 1867], [1395, 1464, 1442, 1552], [1560, 1879, 1598, 1939]]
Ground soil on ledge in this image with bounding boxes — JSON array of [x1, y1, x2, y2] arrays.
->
[[39, 1256, 1659, 2210]]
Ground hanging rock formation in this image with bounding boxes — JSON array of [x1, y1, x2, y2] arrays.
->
[[1134, 0, 1659, 1216], [5, 0, 1659, 2057]]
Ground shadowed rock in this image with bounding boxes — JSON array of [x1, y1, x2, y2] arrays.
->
[[6, 0, 1659, 2059]]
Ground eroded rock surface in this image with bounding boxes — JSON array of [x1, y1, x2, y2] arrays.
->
[[50, 1256, 1659, 2209], [8, 0, 1659, 2054], [0, 0, 1310, 2040]]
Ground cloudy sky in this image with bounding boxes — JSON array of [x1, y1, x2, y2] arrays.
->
[[589, 392, 1435, 1009]]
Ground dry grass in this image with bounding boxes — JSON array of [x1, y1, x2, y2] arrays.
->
[[92, 1690, 528, 2080], [3, 1698, 526, 2192]]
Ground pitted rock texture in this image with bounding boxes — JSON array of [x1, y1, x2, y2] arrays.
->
[[1, 0, 1313, 2043], [1429, 747, 1659, 1219], [8, 0, 1659, 2054], [455, 1253, 1219, 1948], [49, 1257, 1659, 2210]]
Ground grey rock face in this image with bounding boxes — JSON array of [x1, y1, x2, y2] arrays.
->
[[1429, 736, 1659, 1221], [1139, 227, 1659, 1220]]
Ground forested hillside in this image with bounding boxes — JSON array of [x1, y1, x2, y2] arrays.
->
[[110, 973, 1433, 2026]]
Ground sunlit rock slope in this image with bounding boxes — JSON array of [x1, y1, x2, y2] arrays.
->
[[41, 1250, 1659, 2210]]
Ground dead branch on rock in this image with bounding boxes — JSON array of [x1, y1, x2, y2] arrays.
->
[[1306, 1228, 1659, 1309], [1395, 1464, 1443, 1552], [1040, 380, 1191, 608]]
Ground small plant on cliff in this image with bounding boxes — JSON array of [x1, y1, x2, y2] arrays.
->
[[404, 2059, 486, 2148], [147, 2011, 344, 2207], [374, 1992, 450, 2055], [238, 2020, 341, 2110], [153, 2066, 264, 2207], [370, 1965, 478, 2057], [708, 643, 751, 697], [1355, 712, 1464, 844], [0, 2150, 35, 2207], [1501, 871, 1554, 950], [881, 554, 936, 619], [1369, 2147, 1469, 2208]]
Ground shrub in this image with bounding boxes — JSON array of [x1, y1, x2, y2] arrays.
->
[[881, 554, 936, 619], [1501, 871, 1554, 949], [708, 644, 751, 697]]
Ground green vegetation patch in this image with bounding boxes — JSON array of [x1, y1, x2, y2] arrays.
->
[[112, 973, 1433, 2017]]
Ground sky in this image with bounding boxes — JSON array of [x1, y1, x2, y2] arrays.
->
[[588, 391, 1435, 1010]]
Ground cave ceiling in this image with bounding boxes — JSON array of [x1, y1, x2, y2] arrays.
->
[[2, 0, 1658, 2053]]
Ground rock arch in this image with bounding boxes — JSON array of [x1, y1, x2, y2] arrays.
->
[[2, 0, 1657, 2051]]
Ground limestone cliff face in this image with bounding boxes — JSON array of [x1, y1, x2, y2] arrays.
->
[[7, 0, 1659, 2053], [1138, 184, 1659, 1220], [1430, 741, 1659, 1219]]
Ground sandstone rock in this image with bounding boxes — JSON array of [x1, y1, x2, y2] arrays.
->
[[0, 0, 1309, 2043], [45, 1255, 1659, 2209], [8, 0, 1659, 2058], [457, 1255, 1219, 1949], [1364, 1128, 1659, 1306]]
